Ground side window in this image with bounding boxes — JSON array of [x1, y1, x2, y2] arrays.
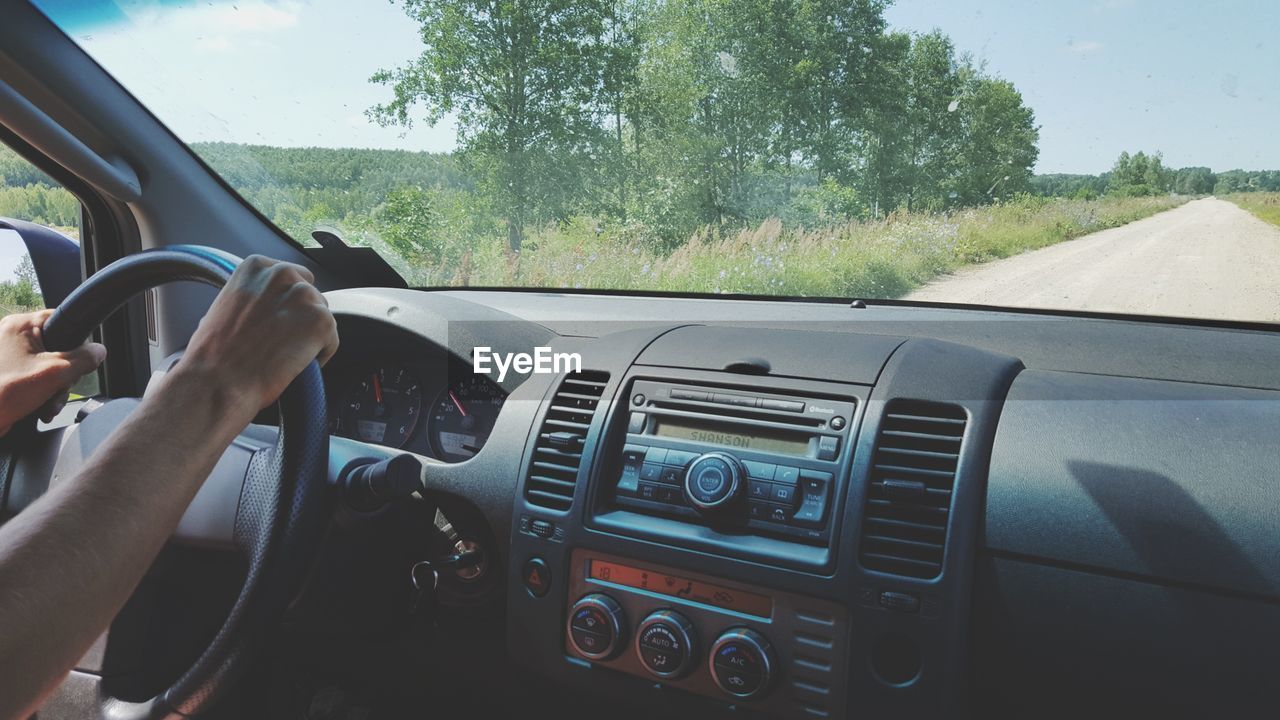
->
[[0, 142, 100, 399]]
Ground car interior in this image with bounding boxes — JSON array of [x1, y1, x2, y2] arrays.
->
[[1, 2, 1278, 719]]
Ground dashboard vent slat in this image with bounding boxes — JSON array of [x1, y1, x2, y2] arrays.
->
[[859, 400, 967, 579], [524, 371, 610, 511]]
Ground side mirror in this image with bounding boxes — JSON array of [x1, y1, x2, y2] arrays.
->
[[1, 217, 80, 307]]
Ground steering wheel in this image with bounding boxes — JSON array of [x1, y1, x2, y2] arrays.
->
[[6, 246, 330, 719]]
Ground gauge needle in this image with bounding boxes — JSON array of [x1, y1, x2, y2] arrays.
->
[[449, 390, 468, 416], [372, 373, 383, 403]]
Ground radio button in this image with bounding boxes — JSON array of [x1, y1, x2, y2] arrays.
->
[[659, 467, 682, 485], [817, 435, 839, 460], [639, 483, 659, 500], [696, 467, 728, 494], [749, 501, 791, 523], [685, 453, 744, 511], [774, 466, 800, 485], [800, 470, 832, 492], [622, 445, 647, 469], [742, 460, 776, 480], [713, 392, 759, 408], [670, 388, 708, 401], [628, 412, 646, 433], [760, 398, 805, 413], [771, 484, 796, 504], [657, 486, 681, 503], [644, 447, 669, 464], [640, 463, 662, 481], [793, 470, 832, 526], [748, 481, 771, 500], [665, 449, 698, 468]]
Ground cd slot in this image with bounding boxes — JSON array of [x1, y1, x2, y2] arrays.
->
[[646, 403, 828, 433]]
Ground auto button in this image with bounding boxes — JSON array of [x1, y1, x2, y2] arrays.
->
[[635, 609, 696, 679]]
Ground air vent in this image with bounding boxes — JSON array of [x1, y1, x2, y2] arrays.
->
[[523, 371, 610, 511], [859, 400, 967, 579]]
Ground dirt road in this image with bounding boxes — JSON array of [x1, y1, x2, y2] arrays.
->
[[905, 197, 1280, 322]]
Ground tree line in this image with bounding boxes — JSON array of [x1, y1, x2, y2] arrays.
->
[[1031, 150, 1280, 200], [369, 0, 1040, 255], [0, 145, 79, 227]]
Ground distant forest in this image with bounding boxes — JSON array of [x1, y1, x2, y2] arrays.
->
[[5, 140, 1278, 252]]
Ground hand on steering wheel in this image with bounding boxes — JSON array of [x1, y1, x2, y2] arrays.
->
[[1, 247, 337, 719]]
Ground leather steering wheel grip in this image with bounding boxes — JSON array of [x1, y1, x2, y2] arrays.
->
[[40, 245, 242, 353], [40, 246, 329, 720]]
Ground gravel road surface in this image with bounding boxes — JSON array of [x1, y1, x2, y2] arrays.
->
[[905, 197, 1280, 322]]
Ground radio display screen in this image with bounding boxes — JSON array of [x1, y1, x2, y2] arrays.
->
[[653, 418, 809, 456], [588, 559, 773, 618]]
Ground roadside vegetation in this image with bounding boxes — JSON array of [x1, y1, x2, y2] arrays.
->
[[0, 253, 42, 316], [1225, 193, 1280, 228], [458, 194, 1188, 297]]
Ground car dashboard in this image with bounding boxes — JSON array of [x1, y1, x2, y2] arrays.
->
[[317, 287, 1280, 719]]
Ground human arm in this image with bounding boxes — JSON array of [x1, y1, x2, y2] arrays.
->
[[0, 308, 106, 437], [0, 256, 338, 719]]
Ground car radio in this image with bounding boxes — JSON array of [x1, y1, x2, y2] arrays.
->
[[609, 379, 856, 546]]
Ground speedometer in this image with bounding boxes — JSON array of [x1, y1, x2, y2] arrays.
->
[[430, 376, 506, 462], [340, 364, 423, 448]]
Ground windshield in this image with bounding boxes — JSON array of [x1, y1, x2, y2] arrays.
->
[[32, 0, 1280, 322]]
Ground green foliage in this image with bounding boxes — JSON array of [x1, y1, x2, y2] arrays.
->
[[1173, 166, 1215, 195], [0, 145, 79, 227], [465, 195, 1188, 297], [1108, 150, 1173, 196], [1214, 169, 1280, 194], [368, 0, 618, 252], [1030, 173, 1108, 199], [0, 145, 56, 187], [1226, 192, 1280, 227], [360, 0, 1040, 257], [0, 254, 43, 315]]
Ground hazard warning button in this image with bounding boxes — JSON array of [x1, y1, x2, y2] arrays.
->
[[522, 557, 551, 598]]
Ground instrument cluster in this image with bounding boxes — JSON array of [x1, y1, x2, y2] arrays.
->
[[328, 360, 507, 462]]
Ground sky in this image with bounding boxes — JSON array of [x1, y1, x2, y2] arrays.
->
[[27, 0, 1280, 175]]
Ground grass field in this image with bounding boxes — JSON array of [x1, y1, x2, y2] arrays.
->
[[451, 194, 1190, 298], [1226, 192, 1280, 227]]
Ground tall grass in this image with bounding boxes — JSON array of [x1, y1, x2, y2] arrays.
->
[[1226, 192, 1280, 227], [455, 194, 1188, 298]]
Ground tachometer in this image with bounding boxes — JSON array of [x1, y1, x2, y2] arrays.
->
[[430, 376, 506, 462], [341, 364, 422, 448]]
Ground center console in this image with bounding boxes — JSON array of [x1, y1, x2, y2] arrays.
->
[[507, 325, 1022, 719]]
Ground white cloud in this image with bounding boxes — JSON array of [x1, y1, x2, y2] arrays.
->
[[1067, 39, 1103, 54], [196, 35, 233, 52], [209, 3, 299, 32]]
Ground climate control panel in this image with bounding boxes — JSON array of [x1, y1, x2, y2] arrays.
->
[[565, 550, 848, 719]]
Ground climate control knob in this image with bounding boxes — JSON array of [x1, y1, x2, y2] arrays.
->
[[709, 627, 776, 699], [683, 452, 744, 511], [567, 594, 626, 660], [635, 610, 697, 679]]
